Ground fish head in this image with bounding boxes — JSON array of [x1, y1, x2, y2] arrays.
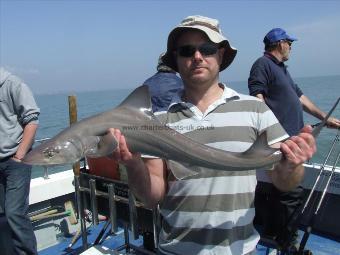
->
[[23, 137, 83, 166]]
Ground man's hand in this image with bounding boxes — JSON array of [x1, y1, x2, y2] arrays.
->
[[107, 128, 142, 167], [105, 128, 166, 208], [11, 155, 23, 162], [271, 125, 316, 191], [280, 125, 316, 168], [326, 116, 340, 129]]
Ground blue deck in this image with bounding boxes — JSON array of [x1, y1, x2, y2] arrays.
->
[[38, 222, 340, 255]]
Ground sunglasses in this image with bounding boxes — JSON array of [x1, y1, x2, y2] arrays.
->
[[176, 42, 219, 58], [281, 40, 292, 46]]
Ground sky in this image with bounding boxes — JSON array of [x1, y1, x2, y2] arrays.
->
[[1, 0, 340, 94]]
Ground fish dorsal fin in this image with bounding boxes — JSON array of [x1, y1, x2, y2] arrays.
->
[[243, 131, 277, 157], [118, 85, 152, 111]]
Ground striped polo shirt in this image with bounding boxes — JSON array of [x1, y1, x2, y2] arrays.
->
[[154, 83, 288, 255]]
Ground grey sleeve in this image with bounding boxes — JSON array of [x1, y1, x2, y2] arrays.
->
[[12, 83, 40, 125]]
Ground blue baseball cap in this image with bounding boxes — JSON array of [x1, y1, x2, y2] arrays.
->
[[263, 28, 297, 45]]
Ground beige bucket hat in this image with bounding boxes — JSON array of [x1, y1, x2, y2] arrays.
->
[[162, 15, 237, 72]]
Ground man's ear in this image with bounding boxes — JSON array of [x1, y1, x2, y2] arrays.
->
[[277, 42, 284, 52]]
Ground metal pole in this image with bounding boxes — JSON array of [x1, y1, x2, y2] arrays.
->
[[128, 190, 139, 240], [89, 179, 99, 225], [108, 184, 118, 233], [152, 205, 160, 249], [74, 176, 88, 249]]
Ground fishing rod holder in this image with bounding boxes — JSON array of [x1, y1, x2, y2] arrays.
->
[[75, 170, 158, 254]]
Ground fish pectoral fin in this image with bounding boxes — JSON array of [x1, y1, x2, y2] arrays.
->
[[84, 134, 118, 158], [243, 131, 278, 158], [167, 160, 199, 180]]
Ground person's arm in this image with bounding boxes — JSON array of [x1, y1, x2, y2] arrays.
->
[[254, 93, 265, 101], [109, 128, 167, 208], [11, 82, 40, 161], [267, 125, 316, 191], [12, 123, 38, 161], [248, 58, 269, 98], [300, 95, 340, 128]]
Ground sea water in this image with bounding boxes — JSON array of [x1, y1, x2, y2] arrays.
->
[[31, 75, 340, 178]]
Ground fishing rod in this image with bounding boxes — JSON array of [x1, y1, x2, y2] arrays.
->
[[311, 97, 339, 137], [281, 128, 340, 251], [301, 128, 340, 215], [298, 149, 340, 254], [301, 98, 340, 215]]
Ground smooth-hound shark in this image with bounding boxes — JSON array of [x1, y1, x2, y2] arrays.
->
[[23, 86, 338, 174]]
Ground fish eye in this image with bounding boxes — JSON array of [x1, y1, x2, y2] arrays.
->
[[43, 146, 62, 158], [43, 149, 54, 158], [43, 147, 60, 158]]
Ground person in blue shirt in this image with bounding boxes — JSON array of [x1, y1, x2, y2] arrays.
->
[[143, 53, 183, 112], [248, 28, 339, 135], [248, 28, 340, 251]]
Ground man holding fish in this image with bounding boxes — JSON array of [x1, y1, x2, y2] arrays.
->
[[109, 16, 316, 255]]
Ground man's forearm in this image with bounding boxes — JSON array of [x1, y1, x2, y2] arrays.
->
[[300, 95, 340, 128], [300, 95, 325, 120], [15, 123, 38, 159], [125, 158, 165, 208], [266, 126, 315, 191], [106, 128, 166, 209]]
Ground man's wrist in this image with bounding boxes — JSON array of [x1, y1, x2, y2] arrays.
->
[[124, 156, 143, 170]]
